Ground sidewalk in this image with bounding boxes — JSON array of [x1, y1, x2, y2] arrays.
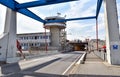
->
[[70, 52, 120, 77]]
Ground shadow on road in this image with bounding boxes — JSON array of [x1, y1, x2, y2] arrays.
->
[[6, 72, 67, 77], [0, 58, 61, 76], [6, 73, 120, 77], [23, 58, 61, 72], [1, 62, 21, 75], [69, 74, 120, 77]]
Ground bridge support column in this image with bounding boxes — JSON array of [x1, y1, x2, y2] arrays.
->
[[0, 8, 19, 63], [104, 0, 120, 65], [50, 27, 61, 47]]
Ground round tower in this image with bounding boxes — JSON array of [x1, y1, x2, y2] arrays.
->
[[44, 16, 66, 47]]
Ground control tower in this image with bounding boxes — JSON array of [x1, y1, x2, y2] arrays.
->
[[44, 16, 66, 48]]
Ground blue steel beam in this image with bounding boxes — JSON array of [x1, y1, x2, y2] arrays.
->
[[18, 9, 45, 23], [15, 1, 45, 23], [0, 0, 15, 10], [16, 0, 78, 9], [96, 0, 103, 19], [65, 16, 96, 21], [45, 16, 96, 23], [0, 0, 97, 23], [96, 0, 100, 18], [0, 0, 45, 23]]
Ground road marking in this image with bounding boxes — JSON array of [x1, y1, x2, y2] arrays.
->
[[76, 52, 86, 64], [0, 72, 15, 77], [62, 54, 82, 75]]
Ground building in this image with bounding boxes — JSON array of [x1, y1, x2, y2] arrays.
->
[[17, 31, 67, 51], [88, 39, 105, 51], [44, 16, 66, 47], [69, 40, 88, 51], [17, 32, 51, 50]]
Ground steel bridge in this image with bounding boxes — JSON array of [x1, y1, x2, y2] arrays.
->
[[0, 0, 120, 65]]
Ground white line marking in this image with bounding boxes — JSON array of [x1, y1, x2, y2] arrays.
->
[[62, 54, 82, 75], [76, 52, 86, 64]]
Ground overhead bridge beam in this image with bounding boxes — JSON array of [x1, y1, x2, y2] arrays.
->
[[0, 0, 99, 23], [16, 1, 45, 23], [65, 16, 96, 21], [45, 16, 96, 23], [0, 1, 45, 23], [18, 9, 45, 23], [16, 0, 78, 9], [0, 0, 15, 10]]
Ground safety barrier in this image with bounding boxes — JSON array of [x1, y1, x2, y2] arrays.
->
[[94, 50, 107, 61], [76, 52, 87, 64]]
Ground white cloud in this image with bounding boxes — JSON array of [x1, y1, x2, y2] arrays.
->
[[0, 4, 6, 34], [65, 0, 96, 18], [66, 21, 96, 40], [65, 0, 97, 40], [117, 1, 120, 14], [17, 0, 97, 39], [0, 0, 120, 41], [17, 12, 45, 34], [0, 4, 46, 34], [91, 13, 105, 31]]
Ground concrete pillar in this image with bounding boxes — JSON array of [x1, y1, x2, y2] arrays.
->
[[0, 8, 19, 63], [104, 0, 120, 64], [50, 27, 60, 47]]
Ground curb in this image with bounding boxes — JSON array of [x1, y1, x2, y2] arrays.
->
[[62, 53, 82, 75], [76, 52, 87, 64]]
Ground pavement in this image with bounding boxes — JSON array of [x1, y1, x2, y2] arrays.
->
[[2, 51, 120, 77], [69, 52, 120, 77]]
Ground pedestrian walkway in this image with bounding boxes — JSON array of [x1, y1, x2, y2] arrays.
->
[[70, 52, 120, 77]]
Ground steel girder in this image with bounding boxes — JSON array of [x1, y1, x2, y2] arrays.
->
[[16, 0, 78, 9], [0, 0, 45, 23], [0, 0, 15, 10], [45, 16, 96, 23], [0, 0, 103, 23], [18, 9, 45, 23]]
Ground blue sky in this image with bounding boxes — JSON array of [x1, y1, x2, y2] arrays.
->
[[0, 0, 120, 41]]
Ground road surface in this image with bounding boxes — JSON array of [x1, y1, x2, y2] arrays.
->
[[1, 51, 83, 77]]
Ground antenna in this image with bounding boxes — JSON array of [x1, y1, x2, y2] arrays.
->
[[57, 12, 61, 16]]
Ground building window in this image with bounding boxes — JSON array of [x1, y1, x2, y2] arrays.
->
[[32, 36, 34, 39], [21, 43, 23, 46], [43, 36, 48, 39], [26, 37, 28, 40], [32, 43, 33, 46], [31, 37, 33, 39], [35, 36, 37, 39], [29, 36, 32, 39], [24, 37, 28, 40], [35, 43, 36, 46], [19, 37, 23, 40], [40, 36, 42, 39], [23, 37, 25, 40]]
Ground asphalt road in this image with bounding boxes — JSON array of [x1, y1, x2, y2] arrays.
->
[[1, 51, 83, 77]]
